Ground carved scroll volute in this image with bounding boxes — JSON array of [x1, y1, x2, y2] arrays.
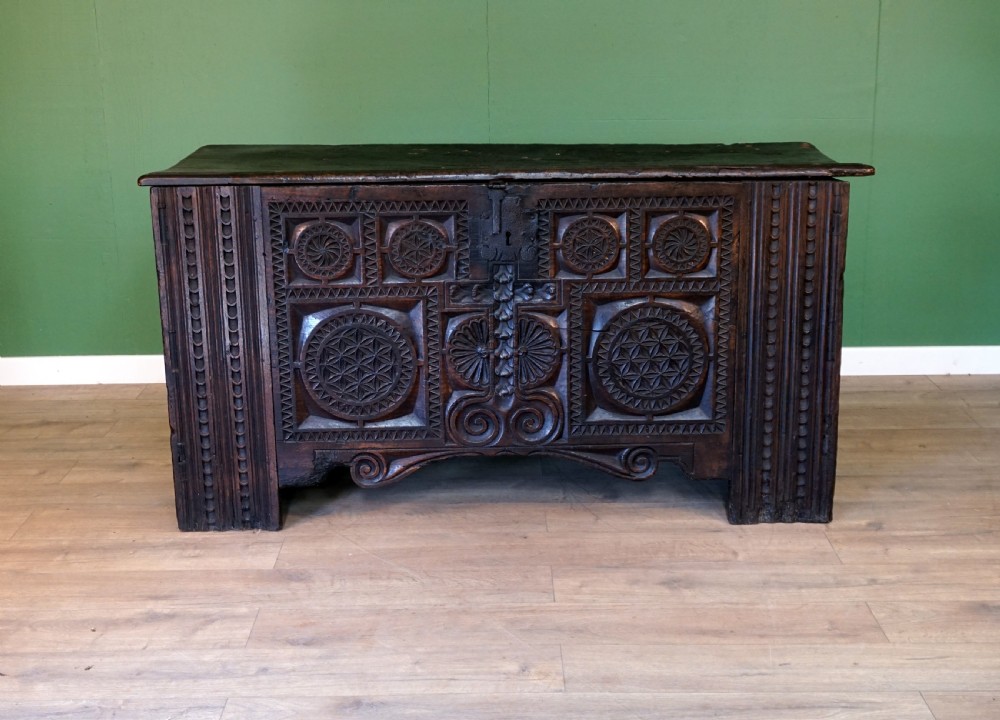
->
[[443, 261, 564, 449]]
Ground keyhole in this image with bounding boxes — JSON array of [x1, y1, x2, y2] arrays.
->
[[505, 230, 512, 246]]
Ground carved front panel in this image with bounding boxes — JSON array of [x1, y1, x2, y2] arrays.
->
[[548, 190, 736, 443], [265, 189, 463, 453], [263, 183, 741, 485]]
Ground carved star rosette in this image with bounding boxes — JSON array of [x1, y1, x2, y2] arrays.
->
[[385, 219, 450, 279], [559, 215, 621, 275], [301, 309, 417, 422], [291, 220, 356, 281], [649, 215, 712, 274], [591, 303, 709, 416]]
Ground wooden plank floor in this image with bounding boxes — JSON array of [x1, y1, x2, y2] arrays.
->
[[0, 377, 997, 719]]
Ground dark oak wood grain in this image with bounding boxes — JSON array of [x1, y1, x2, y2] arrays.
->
[[141, 143, 872, 530], [139, 142, 875, 186]]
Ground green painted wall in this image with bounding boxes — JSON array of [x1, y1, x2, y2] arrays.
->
[[1, 0, 997, 356]]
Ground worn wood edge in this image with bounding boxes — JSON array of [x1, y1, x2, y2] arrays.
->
[[138, 142, 875, 185], [139, 166, 875, 186]]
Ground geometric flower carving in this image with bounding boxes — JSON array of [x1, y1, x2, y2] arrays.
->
[[593, 303, 708, 415], [293, 220, 355, 280], [302, 310, 416, 421], [387, 219, 449, 279], [560, 215, 620, 275], [650, 215, 711, 274]]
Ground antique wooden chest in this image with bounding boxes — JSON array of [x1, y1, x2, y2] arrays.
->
[[140, 143, 873, 530]]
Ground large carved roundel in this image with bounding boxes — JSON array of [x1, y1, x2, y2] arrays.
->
[[387, 220, 449, 279], [594, 304, 708, 415], [302, 311, 416, 421], [293, 221, 354, 280], [560, 216, 620, 275], [650, 215, 711, 274]]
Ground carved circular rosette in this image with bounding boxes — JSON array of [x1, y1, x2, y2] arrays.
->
[[510, 391, 563, 445], [650, 215, 711, 274], [620, 446, 658, 479], [302, 310, 417, 421], [593, 304, 708, 415], [560, 216, 620, 275], [386, 219, 449, 279], [447, 317, 492, 389], [350, 452, 389, 488], [516, 315, 561, 390], [292, 220, 355, 280], [447, 395, 502, 447]]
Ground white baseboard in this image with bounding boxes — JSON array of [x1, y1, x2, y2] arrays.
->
[[0, 347, 998, 385], [840, 346, 1000, 376], [0, 355, 166, 386]]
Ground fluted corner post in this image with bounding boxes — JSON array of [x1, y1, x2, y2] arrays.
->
[[728, 180, 850, 523], [150, 186, 280, 530]]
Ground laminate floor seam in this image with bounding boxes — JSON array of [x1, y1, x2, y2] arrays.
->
[[864, 600, 893, 644], [244, 607, 261, 649], [3, 510, 33, 541], [919, 690, 940, 720]]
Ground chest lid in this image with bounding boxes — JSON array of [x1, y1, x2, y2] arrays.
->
[[138, 142, 874, 186]]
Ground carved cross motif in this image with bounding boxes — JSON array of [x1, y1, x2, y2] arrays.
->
[[448, 265, 560, 400]]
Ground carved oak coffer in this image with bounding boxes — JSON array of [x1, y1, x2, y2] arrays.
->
[[139, 143, 873, 530]]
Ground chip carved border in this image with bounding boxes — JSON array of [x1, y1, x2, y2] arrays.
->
[[284, 285, 442, 443], [267, 197, 469, 286], [535, 197, 629, 278], [275, 270, 443, 442], [563, 193, 736, 438], [269, 199, 297, 438], [268, 197, 449, 443]]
